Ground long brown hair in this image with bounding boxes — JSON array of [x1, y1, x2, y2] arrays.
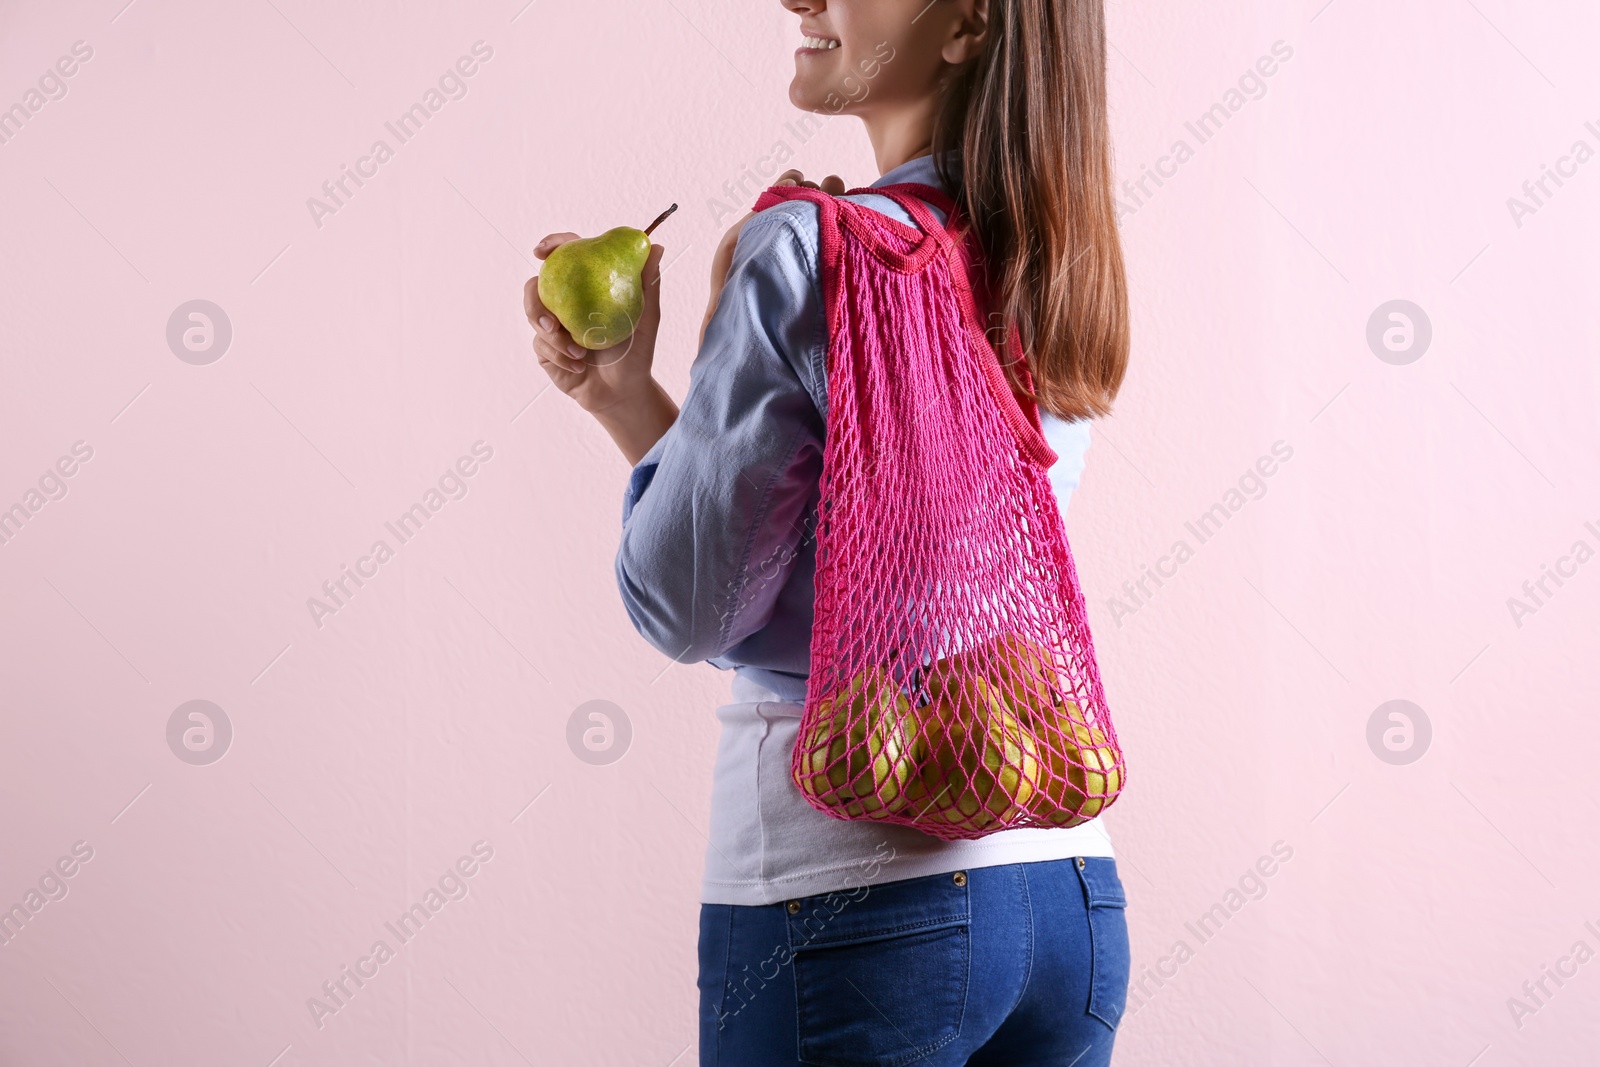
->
[[932, 0, 1129, 421]]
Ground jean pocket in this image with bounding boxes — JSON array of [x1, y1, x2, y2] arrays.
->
[[1077, 858, 1131, 1030], [787, 872, 971, 1067]]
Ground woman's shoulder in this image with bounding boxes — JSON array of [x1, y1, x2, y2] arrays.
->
[[731, 198, 823, 280], [736, 182, 952, 275], [840, 187, 949, 230]]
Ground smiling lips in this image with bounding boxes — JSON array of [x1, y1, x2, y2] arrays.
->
[[798, 34, 841, 53]]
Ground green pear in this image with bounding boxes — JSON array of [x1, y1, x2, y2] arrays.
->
[[539, 203, 676, 351]]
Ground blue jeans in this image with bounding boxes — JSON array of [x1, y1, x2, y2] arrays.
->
[[698, 857, 1130, 1066]]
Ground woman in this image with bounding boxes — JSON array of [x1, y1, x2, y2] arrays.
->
[[525, 1, 1131, 1062]]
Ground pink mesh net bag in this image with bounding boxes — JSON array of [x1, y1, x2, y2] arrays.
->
[[749, 180, 1126, 841]]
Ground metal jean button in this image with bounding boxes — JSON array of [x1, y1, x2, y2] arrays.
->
[[787, 900, 801, 914], [952, 871, 967, 887]]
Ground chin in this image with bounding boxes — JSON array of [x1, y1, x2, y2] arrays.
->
[[788, 69, 850, 116], [788, 80, 823, 113]]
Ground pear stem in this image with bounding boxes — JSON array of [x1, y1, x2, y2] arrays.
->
[[644, 203, 678, 237]]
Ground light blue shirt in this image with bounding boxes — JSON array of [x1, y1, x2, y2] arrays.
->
[[617, 152, 1091, 703]]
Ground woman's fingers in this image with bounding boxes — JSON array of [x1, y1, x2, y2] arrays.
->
[[534, 330, 587, 375], [533, 232, 580, 260], [775, 168, 819, 190], [523, 275, 548, 329], [773, 169, 846, 194], [525, 279, 566, 348], [528, 232, 602, 388], [526, 277, 588, 373], [637, 243, 665, 328], [534, 348, 584, 388]]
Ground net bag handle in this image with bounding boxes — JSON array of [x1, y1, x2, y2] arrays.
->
[[751, 181, 1057, 468]]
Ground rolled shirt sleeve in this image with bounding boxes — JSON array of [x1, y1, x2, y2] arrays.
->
[[615, 206, 826, 665]]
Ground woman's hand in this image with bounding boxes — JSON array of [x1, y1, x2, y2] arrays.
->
[[525, 235, 666, 416], [699, 169, 846, 348], [525, 235, 677, 465]]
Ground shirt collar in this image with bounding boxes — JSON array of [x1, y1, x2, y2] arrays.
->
[[871, 149, 958, 191]]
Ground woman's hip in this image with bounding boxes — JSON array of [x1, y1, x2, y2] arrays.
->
[[697, 856, 1130, 1067]]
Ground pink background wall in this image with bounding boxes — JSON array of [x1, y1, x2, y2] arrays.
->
[[2, 0, 1597, 1063]]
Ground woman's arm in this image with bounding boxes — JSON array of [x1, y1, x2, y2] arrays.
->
[[523, 233, 670, 466], [613, 207, 826, 663], [588, 380, 679, 468], [524, 170, 839, 467]]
